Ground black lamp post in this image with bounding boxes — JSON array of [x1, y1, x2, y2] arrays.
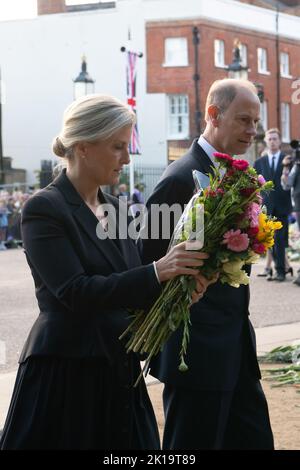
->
[[192, 26, 201, 136], [253, 83, 265, 159], [73, 56, 95, 100], [227, 39, 248, 80]]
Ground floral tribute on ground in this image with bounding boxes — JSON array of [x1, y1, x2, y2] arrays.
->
[[120, 153, 282, 385]]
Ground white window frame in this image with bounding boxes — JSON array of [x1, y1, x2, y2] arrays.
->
[[240, 44, 248, 67], [257, 47, 270, 75], [281, 102, 291, 143], [163, 37, 188, 67], [280, 52, 292, 78], [167, 95, 189, 140], [214, 39, 225, 68], [260, 100, 268, 131], [66, 0, 103, 4]]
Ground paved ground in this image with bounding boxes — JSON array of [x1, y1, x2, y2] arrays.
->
[[0, 248, 300, 444], [1, 248, 299, 374]]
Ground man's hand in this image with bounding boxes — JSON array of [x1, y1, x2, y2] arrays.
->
[[282, 155, 293, 166], [191, 272, 219, 304]]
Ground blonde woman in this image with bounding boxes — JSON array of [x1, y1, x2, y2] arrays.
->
[[0, 94, 211, 450]]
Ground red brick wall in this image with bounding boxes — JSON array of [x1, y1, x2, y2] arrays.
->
[[37, 0, 66, 15], [147, 19, 300, 143]]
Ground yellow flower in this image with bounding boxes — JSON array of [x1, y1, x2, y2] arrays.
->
[[256, 213, 282, 249]]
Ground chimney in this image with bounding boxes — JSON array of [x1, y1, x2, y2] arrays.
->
[[37, 0, 66, 15]]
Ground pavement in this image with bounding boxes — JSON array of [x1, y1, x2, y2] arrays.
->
[[1, 249, 300, 433], [1, 323, 300, 431]]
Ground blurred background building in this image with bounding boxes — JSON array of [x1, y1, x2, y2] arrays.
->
[[0, 0, 299, 192]]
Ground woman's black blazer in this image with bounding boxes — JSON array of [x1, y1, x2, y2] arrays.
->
[[19, 169, 161, 364]]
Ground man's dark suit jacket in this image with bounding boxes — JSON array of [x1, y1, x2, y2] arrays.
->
[[253, 153, 292, 216], [142, 140, 261, 391], [19, 169, 161, 365]]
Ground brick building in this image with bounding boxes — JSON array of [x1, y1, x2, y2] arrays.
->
[[35, 0, 300, 163], [146, 1, 300, 161], [37, 0, 116, 15]]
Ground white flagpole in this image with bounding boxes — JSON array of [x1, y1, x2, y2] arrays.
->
[[129, 154, 135, 200], [121, 28, 143, 202]]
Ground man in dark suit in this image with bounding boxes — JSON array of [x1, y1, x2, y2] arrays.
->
[[142, 79, 274, 449], [254, 128, 292, 282]]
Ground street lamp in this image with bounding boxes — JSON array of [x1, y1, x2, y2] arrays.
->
[[192, 26, 201, 136], [73, 55, 95, 100], [227, 39, 248, 80], [253, 83, 265, 160]]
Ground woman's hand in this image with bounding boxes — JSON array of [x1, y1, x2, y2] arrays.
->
[[190, 272, 219, 304], [155, 242, 209, 283]]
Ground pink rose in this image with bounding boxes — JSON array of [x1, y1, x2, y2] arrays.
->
[[257, 174, 266, 186], [240, 187, 256, 197], [247, 226, 259, 238], [252, 241, 266, 254], [232, 159, 249, 171], [213, 152, 233, 166], [222, 229, 249, 252]]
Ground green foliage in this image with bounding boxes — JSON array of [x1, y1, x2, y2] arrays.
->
[[259, 345, 300, 363]]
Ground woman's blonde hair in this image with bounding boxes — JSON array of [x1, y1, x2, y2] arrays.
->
[[52, 94, 135, 159]]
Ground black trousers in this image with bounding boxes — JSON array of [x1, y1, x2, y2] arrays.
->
[[272, 214, 289, 275], [162, 364, 274, 450]]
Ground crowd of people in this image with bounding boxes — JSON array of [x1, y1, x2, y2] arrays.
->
[[115, 182, 144, 217], [0, 190, 33, 250], [0, 183, 142, 251], [254, 128, 300, 286]]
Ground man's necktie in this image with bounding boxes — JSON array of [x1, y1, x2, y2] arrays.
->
[[271, 155, 276, 179]]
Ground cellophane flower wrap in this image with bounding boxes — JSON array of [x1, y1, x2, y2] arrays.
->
[[120, 153, 282, 385]]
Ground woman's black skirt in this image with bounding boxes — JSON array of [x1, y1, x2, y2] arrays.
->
[[0, 355, 160, 450]]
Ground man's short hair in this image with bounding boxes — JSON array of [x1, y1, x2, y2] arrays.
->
[[205, 78, 258, 121], [265, 128, 281, 138]]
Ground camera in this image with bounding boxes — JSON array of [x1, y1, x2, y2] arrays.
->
[[290, 140, 300, 163]]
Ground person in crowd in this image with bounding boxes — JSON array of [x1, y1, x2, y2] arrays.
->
[[0, 199, 9, 250], [117, 183, 129, 199], [257, 249, 293, 280], [281, 153, 300, 229], [130, 183, 145, 218], [254, 128, 292, 282], [255, 140, 293, 279], [0, 94, 211, 450], [281, 152, 300, 286], [141, 79, 274, 450]]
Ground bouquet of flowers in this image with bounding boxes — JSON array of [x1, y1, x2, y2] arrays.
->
[[120, 153, 282, 385]]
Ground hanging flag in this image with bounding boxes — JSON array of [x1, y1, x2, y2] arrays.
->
[[126, 51, 141, 155]]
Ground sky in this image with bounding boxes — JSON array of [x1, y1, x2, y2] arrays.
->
[[0, 0, 110, 21], [0, 0, 37, 21]]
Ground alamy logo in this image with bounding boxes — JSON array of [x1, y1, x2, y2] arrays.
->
[[94, 202, 203, 242], [291, 79, 300, 105], [0, 340, 6, 365]]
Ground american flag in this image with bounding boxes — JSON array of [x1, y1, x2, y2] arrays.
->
[[126, 51, 141, 155]]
